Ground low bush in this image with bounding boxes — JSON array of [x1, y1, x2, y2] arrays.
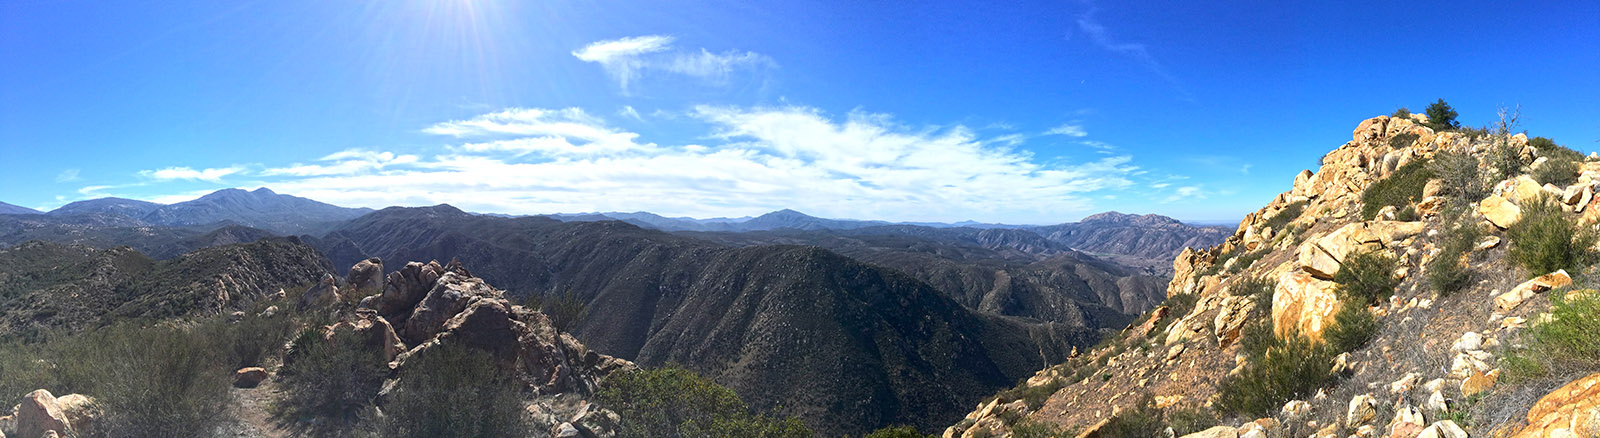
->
[[1214, 331, 1337, 416], [597, 366, 811, 438], [1361, 159, 1434, 220], [1529, 136, 1584, 163], [1389, 132, 1420, 149], [1503, 291, 1600, 380], [1391, 107, 1411, 119], [1428, 151, 1487, 203], [1148, 292, 1199, 338], [1534, 154, 1579, 187], [525, 291, 586, 332], [1507, 196, 1599, 277], [1323, 303, 1378, 353], [378, 343, 530, 437], [1263, 201, 1307, 233], [277, 325, 388, 427], [1095, 395, 1166, 437], [1332, 249, 1401, 305], [1428, 216, 1481, 296], [1227, 250, 1267, 274], [1489, 143, 1528, 181], [1167, 405, 1218, 436]]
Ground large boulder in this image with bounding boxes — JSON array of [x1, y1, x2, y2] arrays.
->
[[1479, 195, 1522, 229], [1496, 270, 1572, 311], [1273, 271, 1341, 340], [234, 367, 270, 388], [14, 390, 70, 438], [373, 261, 445, 319], [402, 272, 504, 344], [346, 258, 384, 292], [1180, 425, 1237, 438], [297, 273, 341, 310], [1296, 221, 1422, 279], [1510, 371, 1600, 437]]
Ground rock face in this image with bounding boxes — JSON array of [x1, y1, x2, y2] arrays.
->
[[346, 257, 384, 292], [1511, 372, 1600, 437], [1479, 195, 1523, 229], [1295, 221, 1422, 279], [14, 390, 72, 438], [1272, 270, 1341, 340]]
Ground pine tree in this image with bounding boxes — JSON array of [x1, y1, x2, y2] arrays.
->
[[1425, 98, 1459, 131]]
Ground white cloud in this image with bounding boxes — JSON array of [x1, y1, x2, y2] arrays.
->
[[245, 106, 1140, 223], [618, 106, 643, 121], [1046, 123, 1087, 137], [261, 149, 419, 177], [1162, 185, 1206, 203], [573, 35, 774, 92], [138, 166, 244, 182], [55, 168, 80, 182]]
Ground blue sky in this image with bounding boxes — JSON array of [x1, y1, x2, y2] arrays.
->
[[3, 1, 1597, 224]]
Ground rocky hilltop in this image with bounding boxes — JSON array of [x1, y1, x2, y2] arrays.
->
[[946, 112, 1600, 437], [1031, 211, 1232, 271]]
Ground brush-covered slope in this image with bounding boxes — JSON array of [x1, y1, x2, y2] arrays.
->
[[0, 202, 39, 215], [0, 236, 334, 336], [319, 206, 1092, 436], [947, 112, 1600, 438], [1031, 212, 1231, 266]]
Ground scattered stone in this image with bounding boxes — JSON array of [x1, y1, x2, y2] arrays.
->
[[234, 367, 270, 388], [257, 305, 278, 318], [297, 273, 341, 310], [1426, 390, 1450, 413], [1347, 393, 1377, 426], [346, 257, 385, 292], [1282, 400, 1312, 418], [1179, 425, 1237, 438], [1461, 369, 1500, 397], [1502, 317, 1528, 330], [1389, 404, 1426, 438], [1418, 420, 1466, 438], [1498, 270, 1573, 311], [1390, 372, 1420, 394], [1450, 332, 1483, 353]]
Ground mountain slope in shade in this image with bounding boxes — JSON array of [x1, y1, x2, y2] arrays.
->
[[141, 188, 372, 235], [47, 197, 162, 219], [0, 237, 334, 336], [0, 202, 39, 215], [318, 207, 1092, 436]]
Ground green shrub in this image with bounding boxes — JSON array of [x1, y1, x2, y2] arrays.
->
[[1010, 419, 1066, 438], [1389, 132, 1420, 149], [1263, 201, 1307, 232], [1534, 155, 1579, 187], [526, 291, 587, 332], [1227, 250, 1267, 274], [1323, 303, 1378, 353], [1361, 159, 1434, 220], [1396, 205, 1419, 222], [597, 366, 812, 438], [1166, 405, 1218, 436], [211, 315, 297, 369], [996, 378, 1062, 410], [862, 425, 935, 438], [1503, 291, 1600, 380], [1489, 143, 1528, 181], [1149, 292, 1199, 338], [277, 325, 388, 426], [378, 343, 530, 437], [1507, 196, 1599, 277], [1529, 136, 1584, 163], [1332, 250, 1401, 305], [1095, 395, 1166, 437], [1428, 151, 1487, 203], [1215, 331, 1336, 416], [1428, 217, 1481, 296], [1425, 99, 1459, 131], [1391, 107, 1411, 119]]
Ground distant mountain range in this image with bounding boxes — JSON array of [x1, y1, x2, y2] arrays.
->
[[18, 188, 370, 235], [0, 201, 39, 215]]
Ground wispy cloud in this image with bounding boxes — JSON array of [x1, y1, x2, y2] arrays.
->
[[573, 35, 775, 93], [243, 106, 1141, 223], [138, 166, 244, 182], [1045, 123, 1087, 137], [1073, 2, 1191, 100], [55, 168, 80, 182]]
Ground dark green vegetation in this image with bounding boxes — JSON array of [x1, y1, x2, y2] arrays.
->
[[0, 320, 278, 438], [1428, 151, 1488, 203], [1391, 107, 1411, 119], [1218, 251, 1399, 416], [1262, 201, 1306, 232], [1503, 290, 1600, 380], [277, 325, 388, 429], [524, 291, 586, 332], [1530, 136, 1583, 187], [1425, 98, 1460, 131], [1361, 159, 1434, 220], [1389, 132, 1420, 149], [861, 425, 936, 438], [1094, 396, 1174, 437], [322, 206, 1099, 435], [1428, 217, 1480, 296], [378, 343, 531, 437], [1507, 196, 1598, 277], [597, 366, 811, 438], [0, 238, 332, 340]]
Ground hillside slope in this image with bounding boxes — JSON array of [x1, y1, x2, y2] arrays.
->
[[946, 113, 1600, 437], [319, 206, 1092, 436], [1030, 212, 1231, 270]]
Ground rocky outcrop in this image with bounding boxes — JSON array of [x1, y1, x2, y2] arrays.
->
[[297, 273, 341, 310], [9, 390, 96, 438], [346, 257, 384, 292], [1295, 221, 1422, 279], [1511, 372, 1600, 437], [1272, 270, 1341, 340]]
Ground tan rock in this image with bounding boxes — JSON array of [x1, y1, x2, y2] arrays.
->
[[1273, 271, 1342, 341], [1347, 393, 1377, 426], [1389, 404, 1427, 438], [1461, 369, 1500, 397], [1298, 221, 1423, 279], [1419, 420, 1466, 438], [296, 273, 341, 310], [1499, 270, 1573, 311], [234, 367, 270, 388], [1213, 295, 1255, 348], [15, 390, 69, 438], [1511, 372, 1600, 437], [346, 257, 385, 292], [1282, 400, 1312, 418], [1479, 195, 1523, 229], [1180, 426, 1237, 438], [1506, 175, 1545, 203]]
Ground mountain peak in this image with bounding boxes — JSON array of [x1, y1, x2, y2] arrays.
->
[[1079, 211, 1181, 226]]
